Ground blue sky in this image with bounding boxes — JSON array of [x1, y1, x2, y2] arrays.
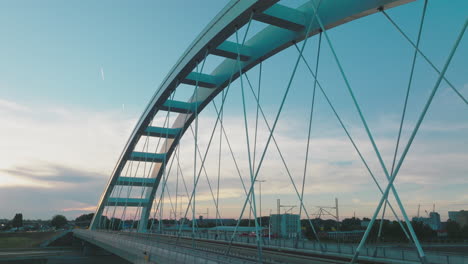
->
[[0, 0, 467, 221]]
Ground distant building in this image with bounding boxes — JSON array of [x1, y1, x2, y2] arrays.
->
[[270, 214, 300, 238], [448, 211, 459, 221], [412, 212, 441, 230], [448, 210, 468, 227], [458, 211, 468, 227]]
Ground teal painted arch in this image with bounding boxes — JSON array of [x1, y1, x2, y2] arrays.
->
[[90, 0, 413, 231]]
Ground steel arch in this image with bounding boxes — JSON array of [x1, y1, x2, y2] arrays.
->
[[90, 0, 413, 231]]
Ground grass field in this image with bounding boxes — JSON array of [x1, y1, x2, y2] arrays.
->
[[0, 231, 59, 248]]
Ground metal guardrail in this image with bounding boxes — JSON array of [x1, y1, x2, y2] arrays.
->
[[160, 231, 468, 264], [39, 230, 72, 248], [74, 229, 468, 264], [74, 229, 257, 264]]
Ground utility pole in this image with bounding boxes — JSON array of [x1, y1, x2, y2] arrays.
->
[[277, 199, 280, 215], [277, 199, 296, 214], [256, 179, 265, 227], [335, 198, 339, 230], [176, 195, 184, 228], [315, 198, 340, 230], [417, 204, 420, 218], [269, 209, 272, 241], [335, 198, 339, 220]]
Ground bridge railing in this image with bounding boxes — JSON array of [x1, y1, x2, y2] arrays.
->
[[74, 229, 257, 264], [158, 230, 468, 264]]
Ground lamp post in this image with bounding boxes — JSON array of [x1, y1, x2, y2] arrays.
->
[[269, 209, 272, 241], [255, 179, 266, 228], [176, 195, 185, 229]]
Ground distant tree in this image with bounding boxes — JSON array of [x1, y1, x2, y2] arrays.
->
[[409, 221, 437, 241], [162, 219, 176, 225], [0, 222, 11, 231], [341, 217, 362, 231], [148, 218, 159, 230], [100, 216, 110, 229], [11, 213, 23, 228], [74, 213, 94, 228], [461, 225, 468, 239], [51, 215, 68, 228], [75, 213, 94, 222], [321, 219, 338, 231], [385, 220, 408, 241], [257, 216, 270, 227], [302, 219, 318, 240], [446, 220, 462, 240], [109, 218, 122, 231], [239, 219, 254, 227]]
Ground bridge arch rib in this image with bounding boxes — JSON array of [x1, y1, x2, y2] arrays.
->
[[90, 0, 413, 232]]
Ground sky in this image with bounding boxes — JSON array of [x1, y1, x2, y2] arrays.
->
[[0, 0, 467, 222]]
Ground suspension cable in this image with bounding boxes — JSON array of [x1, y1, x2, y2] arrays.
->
[[308, 0, 425, 259], [293, 44, 411, 240], [226, 4, 325, 254], [379, 0, 429, 243], [351, 18, 467, 264], [381, 10, 467, 105], [299, 31, 322, 232]]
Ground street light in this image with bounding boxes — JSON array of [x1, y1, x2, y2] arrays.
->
[[255, 179, 266, 228], [176, 194, 185, 228], [269, 209, 272, 241]]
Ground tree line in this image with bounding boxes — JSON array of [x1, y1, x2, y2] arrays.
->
[[1, 213, 69, 231], [302, 217, 468, 242]]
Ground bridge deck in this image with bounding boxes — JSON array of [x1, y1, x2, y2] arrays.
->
[[74, 229, 438, 264]]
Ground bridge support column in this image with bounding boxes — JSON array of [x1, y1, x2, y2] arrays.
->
[[138, 206, 150, 233]]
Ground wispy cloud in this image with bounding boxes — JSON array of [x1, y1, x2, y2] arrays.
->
[[0, 98, 30, 113], [0, 98, 136, 179], [1, 164, 100, 186], [0, 97, 466, 220], [62, 205, 97, 212]]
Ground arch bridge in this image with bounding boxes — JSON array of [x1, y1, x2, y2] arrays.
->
[[77, 0, 467, 263]]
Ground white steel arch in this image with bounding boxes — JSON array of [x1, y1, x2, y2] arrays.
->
[[91, 0, 414, 232]]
